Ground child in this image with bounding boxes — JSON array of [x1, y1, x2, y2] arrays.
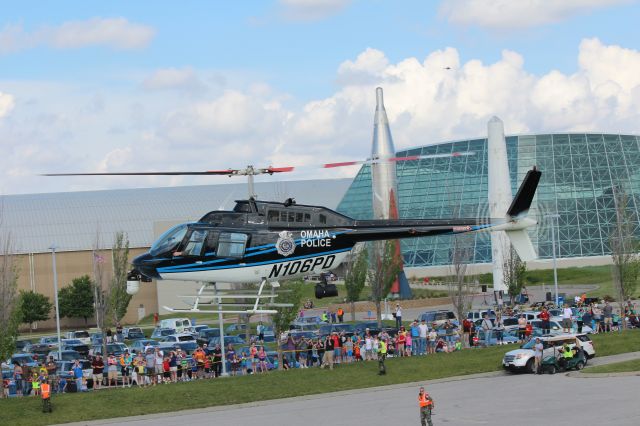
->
[[162, 357, 170, 384], [57, 376, 67, 394], [204, 355, 212, 379], [32, 372, 40, 396]]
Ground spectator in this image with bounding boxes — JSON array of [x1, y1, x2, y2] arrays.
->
[[410, 321, 419, 355], [534, 337, 543, 374], [256, 322, 265, 343], [144, 349, 156, 385], [481, 315, 493, 346], [562, 303, 573, 333], [92, 355, 104, 390], [321, 335, 334, 370], [119, 350, 132, 388], [154, 348, 164, 384], [257, 346, 267, 373], [226, 344, 236, 376], [13, 362, 23, 396], [107, 353, 118, 388], [405, 327, 413, 357], [72, 359, 84, 392], [395, 304, 403, 329], [418, 319, 428, 354], [494, 315, 505, 345], [397, 328, 406, 356], [539, 307, 551, 335], [337, 307, 344, 323], [428, 328, 437, 354], [517, 315, 527, 343], [133, 352, 145, 387], [212, 345, 222, 377], [603, 301, 613, 332]]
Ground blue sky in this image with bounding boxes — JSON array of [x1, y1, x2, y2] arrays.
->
[[0, 0, 639, 194]]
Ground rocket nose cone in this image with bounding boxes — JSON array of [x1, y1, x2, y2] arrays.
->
[[376, 87, 384, 109]]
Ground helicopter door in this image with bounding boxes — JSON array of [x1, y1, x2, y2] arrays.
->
[[179, 229, 208, 257], [217, 232, 249, 258]]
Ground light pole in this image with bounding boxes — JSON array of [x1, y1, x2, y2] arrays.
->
[[546, 214, 560, 306], [49, 245, 62, 360]]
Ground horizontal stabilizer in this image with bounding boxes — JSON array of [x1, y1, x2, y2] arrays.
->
[[505, 229, 537, 261], [507, 168, 541, 218]]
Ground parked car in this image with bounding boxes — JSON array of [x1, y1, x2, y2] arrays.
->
[[60, 339, 90, 357], [467, 310, 496, 321], [31, 336, 60, 356], [48, 350, 82, 362], [9, 353, 39, 367], [91, 343, 129, 356], [197, 328, 221, 346], [129, 339, 160, 354], [150, 328, 175, 339], [289, 322, 320, 332], [159, 318, 193, 334], [158, 341, 198, 355], [65, 330, 91, 345], [55, 359, 93, 380], [122, 327, 145, 340], [474, 330, 519, 346], [208, 335, 245, 347], [292, 316, 325, 326], [318, 323, 355, 338], [15, 340, 33, 353], [419, 310, 458, 326], [225, 324, 249, 334], [529, 319, 593, 334], [502, 333, 595, 373], [353, 321, 382, 337], [159, 333, 196, 344]]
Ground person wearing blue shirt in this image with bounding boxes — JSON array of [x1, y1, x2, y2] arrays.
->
[[410, 321, 420, 355], [72, 360, 84, 392]]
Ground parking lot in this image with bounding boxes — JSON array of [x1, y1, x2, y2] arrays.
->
[[74, 369, 639, 426]]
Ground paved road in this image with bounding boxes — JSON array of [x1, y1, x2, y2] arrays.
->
[[76, 359, 640, 426]]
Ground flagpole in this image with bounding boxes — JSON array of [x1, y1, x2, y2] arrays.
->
[[92, 250, 100, 327]]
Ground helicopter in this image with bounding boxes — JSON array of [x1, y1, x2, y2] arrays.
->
[[117, 166, 539, 299], [46, 159, 541, 300]]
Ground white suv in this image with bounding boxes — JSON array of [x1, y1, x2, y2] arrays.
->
[[502, 334, 595, 373]]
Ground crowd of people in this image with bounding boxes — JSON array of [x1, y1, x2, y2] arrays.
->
[[4, 299, 637, 399]]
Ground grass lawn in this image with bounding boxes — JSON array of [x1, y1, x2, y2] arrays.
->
[[3, 329, 639, 426], [586, 358, 640, 374]]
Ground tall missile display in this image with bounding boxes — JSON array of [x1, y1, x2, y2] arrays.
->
[[370, 87, 412, 299], [487, 116, 511, 295]]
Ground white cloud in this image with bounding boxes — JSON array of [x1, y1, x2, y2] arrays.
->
[[440, 0, 633, 29], [142, 67, 205, 92], [0, 91, 14, 117], [0, 17, 154, 54], [279, 0, 352, 21], [3, 38, 640, 195]]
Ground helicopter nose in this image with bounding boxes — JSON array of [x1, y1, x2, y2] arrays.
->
[[132, 252, 161, 279]]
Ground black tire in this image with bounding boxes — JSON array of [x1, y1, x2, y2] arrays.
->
[[547, 365, 556, 374], [575, 361, 584, 370], [526, 359, 535, 374]]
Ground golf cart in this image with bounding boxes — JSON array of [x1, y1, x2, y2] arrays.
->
[[541, 339, 587, 374]]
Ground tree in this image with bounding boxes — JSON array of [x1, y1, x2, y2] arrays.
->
[[368, 240, 402, 328], [448, 234, 475, 325], [18, 290, 52, 333], [610, 185, 640, 330], [0, 232, 20, 362], [344, 245, 368, 321], [59, 275, 95, 325], [109, 232, 132, 324], [271, 279, 303, 370], [503, 244, 527, 306]]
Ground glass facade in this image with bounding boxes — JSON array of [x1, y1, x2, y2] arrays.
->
[[336, 134, 640, 267]]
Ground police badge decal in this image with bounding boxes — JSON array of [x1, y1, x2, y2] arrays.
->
[[276, 230, 296, 257]]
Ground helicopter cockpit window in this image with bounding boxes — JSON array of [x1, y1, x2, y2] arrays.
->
[[150, 224, 188, 256], [181, 230, 207, 256], [217, 233, 248, 258]]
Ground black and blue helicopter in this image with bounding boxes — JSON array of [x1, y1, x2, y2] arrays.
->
[[46, 163, 541, 299]]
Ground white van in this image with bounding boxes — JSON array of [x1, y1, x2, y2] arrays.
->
[[159, 318, 193, 334], [502, 333, 595, 373]]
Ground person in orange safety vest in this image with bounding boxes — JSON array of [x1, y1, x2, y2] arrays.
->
[[418, 386, 434, 426]]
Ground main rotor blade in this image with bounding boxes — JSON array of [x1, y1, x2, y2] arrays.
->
[[42, 170, 237, 176]]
